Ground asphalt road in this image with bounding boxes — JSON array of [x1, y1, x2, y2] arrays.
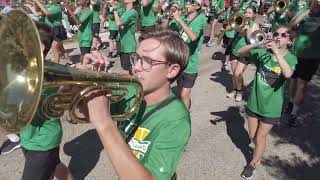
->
[[0, 26, 319, 180]]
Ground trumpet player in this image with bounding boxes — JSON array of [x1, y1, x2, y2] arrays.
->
[[237, 26, 297, 179], [168, 0, 207, 109], [226, 6, 259, 102]]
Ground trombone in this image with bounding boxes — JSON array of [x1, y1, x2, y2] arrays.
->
[[0, 10, 143, 134]]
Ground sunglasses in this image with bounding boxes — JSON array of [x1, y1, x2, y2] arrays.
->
[[273, 32, 289, 38]]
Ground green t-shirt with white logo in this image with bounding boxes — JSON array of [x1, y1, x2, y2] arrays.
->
[[247, 49, 298, 118], [293, 11, 320, 59], [225, 8, 244, 38], [119, 8, 138, 53], [140, 0, 157, 26], [288, 0, 309, 17], [76, 7, 93, 48], [169, 13, 207, 74], [117, 91, 191, 180], [92, 0, 101, 24], [45, 3, 62, 28], [241, 0, 258, 11], [209, 0, 225, 14], [20, 88, 62, 151]]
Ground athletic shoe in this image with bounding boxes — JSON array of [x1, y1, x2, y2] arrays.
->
[[235, 93, 243, 102], [288, 115, 298, 127], [241, 164, 255, 179], [98, 42, 109, 51], [206, 40, 215, 47], [0, 139, 21, 155], [284, 102, 293, 114], [226, 91, 236, 99]]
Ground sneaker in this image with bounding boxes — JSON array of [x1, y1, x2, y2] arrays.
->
[[235, 93, 243, 102], [226, 91, 236, 99], [288, 115, 298, 127], [206, 40, 215, 47], [0, 139, 21, 155], [241, 164, 255, 179], [284, 102, 293, 114]]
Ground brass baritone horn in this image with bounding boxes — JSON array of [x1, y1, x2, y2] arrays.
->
[[273, 0, 289, 13], [216, 12, 247, 44], [0, 10, 143, 134]]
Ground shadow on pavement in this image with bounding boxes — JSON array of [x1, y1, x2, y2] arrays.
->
[[63, 129, 104, 180], [210, 71, 234, 93], [210, 106, 253, 164]]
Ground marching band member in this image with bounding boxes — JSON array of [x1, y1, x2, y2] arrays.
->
[[169, 0, 207, 109], [206, 0, 225, 47], [238, 26, 297, 179]]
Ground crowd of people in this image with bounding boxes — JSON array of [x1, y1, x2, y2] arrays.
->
[[0, 0, 319, 179]]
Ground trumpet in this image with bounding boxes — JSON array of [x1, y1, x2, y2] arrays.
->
[[273, 0, 288, 13], [249, 30, 279, 47], [216, 12, 247, 44], [0, 10, 143, 134]]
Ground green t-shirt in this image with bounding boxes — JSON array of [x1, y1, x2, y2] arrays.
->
[[209, 0, 225, 15], [169, 13, 207, 74], [76, 7, 93, 48], [119, 8, 138, 53], [119, 91, 191, 180], [20, 88, 62, 151], [293, 11, 320, 59], [268, 11, 289, 32], [225, 8, 244, 38], [247, 49, 298, 118], [241, 0, 258, 11], [108, 2, 126, 31], [140, 0, 157, 26], [231, 20, 255, 57], [44, 3, 62, 28], [288, 0, 309, 17], [92, 0, 101, 24]]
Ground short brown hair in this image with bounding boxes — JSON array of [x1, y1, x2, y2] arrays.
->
[[139, 30, 190, 77]]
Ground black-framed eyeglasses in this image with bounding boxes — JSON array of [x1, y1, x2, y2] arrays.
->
[[273, 32, 289, 38], [130, 53, 170, 71]]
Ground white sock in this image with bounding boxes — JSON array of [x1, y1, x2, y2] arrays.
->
[[291, 103, 300, 116], [6, 134, 20, 143]]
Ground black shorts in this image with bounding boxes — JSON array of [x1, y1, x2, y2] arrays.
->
[[223, 35, 234, 55], [177, 72, 198, 88], [53, 25, 67, 41], [92, 23, 100, 37], [80, 47, 91, 55], [109, 30, 118, 40], [230, 53, 250, 65], [246, 108, 280, 125], [21, 147, 61, 180], [140, 25, 156, 35], [120, 52, 133, 71], [291, 58, 320, 81]]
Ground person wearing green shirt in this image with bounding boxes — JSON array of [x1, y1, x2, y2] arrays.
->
[[140, 0, 158, 34], [285, 2, 320, 127], [33, 0, 71, 64], [67, 0, 93, 63], [90, 0, 108, 52], [226, 6, 259, 102], [77, 30, 191, 180], [106, 2, 125, 58], [238, 26, 297, 179], [109, 0, 138, 74], [221, 0, 242, 71], [168, 0, 207, 109], [287, 0, 310, 18], [19, 21, 73, 180], [206, 0, 225, 47]]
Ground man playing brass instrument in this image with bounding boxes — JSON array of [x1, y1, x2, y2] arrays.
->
[[79, 30, 191, 180]]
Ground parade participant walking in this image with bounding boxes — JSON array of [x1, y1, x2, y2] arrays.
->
[[238, 26, 297, 179]]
